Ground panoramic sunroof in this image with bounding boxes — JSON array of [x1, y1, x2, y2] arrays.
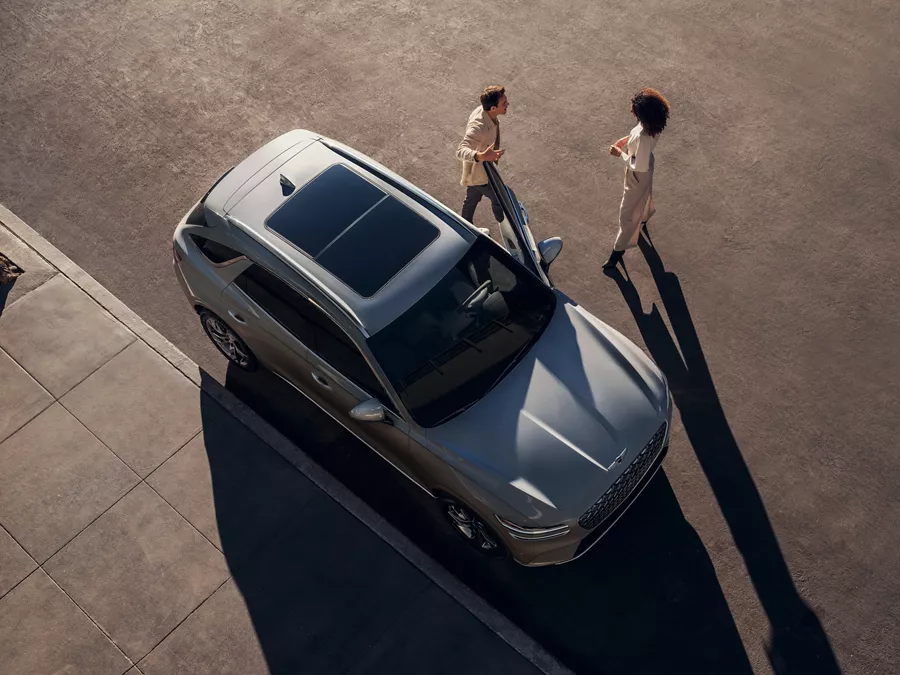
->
[[265, 164, 439, 297]]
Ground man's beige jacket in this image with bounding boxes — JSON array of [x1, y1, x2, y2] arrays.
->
[[455, 106, 500, 187]]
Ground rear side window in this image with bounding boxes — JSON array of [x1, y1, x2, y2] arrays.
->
[[189, 235, 243, 264], [234, 265, 316, 346], [234, 265, 393, 408]]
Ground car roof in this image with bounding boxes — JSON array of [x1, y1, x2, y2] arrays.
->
[[208, 131, 475, 336]]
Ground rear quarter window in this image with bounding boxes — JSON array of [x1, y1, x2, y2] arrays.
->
[[189, 235, 244, 264]]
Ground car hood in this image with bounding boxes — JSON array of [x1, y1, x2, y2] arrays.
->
[[426, 294, 670, 524]]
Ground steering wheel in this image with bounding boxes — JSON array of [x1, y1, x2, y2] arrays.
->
[[457, 280, 493, 312]]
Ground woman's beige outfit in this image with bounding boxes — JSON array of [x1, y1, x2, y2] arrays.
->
[[614, 123, 659, 251]]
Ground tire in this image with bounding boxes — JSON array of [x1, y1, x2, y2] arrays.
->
[[198, 309, 258, 371], [439, 496, 508, 560]]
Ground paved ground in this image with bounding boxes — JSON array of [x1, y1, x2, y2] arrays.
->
[[0, 218, 548, 675], [2, 1, 899, 674]]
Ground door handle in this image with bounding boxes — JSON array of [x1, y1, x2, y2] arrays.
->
[[228, 311, 247, 325], [311, 373, 330, 389]]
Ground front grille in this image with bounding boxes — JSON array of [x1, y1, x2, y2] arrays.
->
[[578, 423, 668, 530]]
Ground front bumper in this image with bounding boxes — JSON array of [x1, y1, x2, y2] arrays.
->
[[508, 441, 670, 567], [507, 396, 673, 567]]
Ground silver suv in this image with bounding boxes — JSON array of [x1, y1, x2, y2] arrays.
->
[[173, 130, 672, 566]]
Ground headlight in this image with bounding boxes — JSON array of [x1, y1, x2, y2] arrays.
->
[[495, 516, 570, 541]]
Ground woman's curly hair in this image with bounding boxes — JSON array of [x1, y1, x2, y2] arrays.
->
[[632, 88, 670, 137]]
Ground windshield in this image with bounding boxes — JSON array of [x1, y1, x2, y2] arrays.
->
[[367, 237, 556, 428]]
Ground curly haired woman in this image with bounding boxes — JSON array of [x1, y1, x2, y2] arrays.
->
[[603, 88, 670, 269]]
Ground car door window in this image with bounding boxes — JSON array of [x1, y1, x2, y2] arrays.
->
[[235, 264, 395, 410], [483, 163, 547, 282], [299, 300, 393, 405]]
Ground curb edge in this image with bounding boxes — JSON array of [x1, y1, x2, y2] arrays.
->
[[0, 202, 573, 675]]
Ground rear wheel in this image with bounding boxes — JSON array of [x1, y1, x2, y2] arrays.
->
[[440, 496, 507, 560], [199, 309, 257, 371]]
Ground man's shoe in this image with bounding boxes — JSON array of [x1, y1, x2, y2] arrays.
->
[[602, 250, 624, 269], [476, 227, 491, 237]]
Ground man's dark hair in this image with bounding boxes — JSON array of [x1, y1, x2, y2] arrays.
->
[[480, 85, 506, 111], [631, 88, 670, 137]]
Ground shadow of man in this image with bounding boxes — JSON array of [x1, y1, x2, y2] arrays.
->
[[222, 357, 757, 675], [604, 232, 842, 674]]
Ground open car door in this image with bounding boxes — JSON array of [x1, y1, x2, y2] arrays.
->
[[483, 162, 562, 286]]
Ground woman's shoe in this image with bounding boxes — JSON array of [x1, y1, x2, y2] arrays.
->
[[602, 250, 624, 269]]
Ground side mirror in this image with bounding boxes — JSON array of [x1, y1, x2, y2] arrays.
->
[[349, 398, 386, 423], [538, 237, 563, 266]]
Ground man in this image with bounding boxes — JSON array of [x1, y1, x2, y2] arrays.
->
[[456, 86, 508, 227]]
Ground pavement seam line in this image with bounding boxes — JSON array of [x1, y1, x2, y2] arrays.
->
[[0, 202, 574, 675], [39, 478, 144, 567], [131, 487, 336, 671], [142, 464, 229, 558], [37, 465, 230, 669], [0, 206, 199, 386], [36, 411, 233, 667], [0, 523, 39, 603], [42, 411, 224, 575], [131, 488, 331, 666], [0, 335, 54, 443], [54, 328, 137, 399], [38, 567, 137, 670], [135, 573, 234, 669]]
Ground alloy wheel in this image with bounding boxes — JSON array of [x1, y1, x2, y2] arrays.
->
[[200, 310, 256, 370], [443, 500, 506, 559]]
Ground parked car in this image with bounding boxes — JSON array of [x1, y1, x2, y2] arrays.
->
[[173, 130, 672, 566]]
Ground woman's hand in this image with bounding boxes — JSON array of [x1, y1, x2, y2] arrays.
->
[[609, 145, 623, 157]]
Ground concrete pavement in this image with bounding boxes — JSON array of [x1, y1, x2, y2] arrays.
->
[[0, 211, 563, 674]]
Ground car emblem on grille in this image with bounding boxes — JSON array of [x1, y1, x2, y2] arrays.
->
[[615, 447, 627, 464]]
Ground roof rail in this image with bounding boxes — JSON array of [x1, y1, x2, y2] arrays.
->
[[224, 215, 369, 336]]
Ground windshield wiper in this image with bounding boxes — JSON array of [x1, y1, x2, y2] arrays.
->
[[431, 403, 478, 427], [485, 337, 533, 397], [430, 336, 535, 427]]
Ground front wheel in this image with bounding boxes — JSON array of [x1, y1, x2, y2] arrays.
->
[[199, 309, 257, 371], [440, 497, 507, 560]]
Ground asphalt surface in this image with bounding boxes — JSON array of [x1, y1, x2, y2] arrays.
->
[[2, 1, 899, 674]]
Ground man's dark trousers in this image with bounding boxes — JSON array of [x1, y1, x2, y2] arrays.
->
[[461, 184, 504, 223]]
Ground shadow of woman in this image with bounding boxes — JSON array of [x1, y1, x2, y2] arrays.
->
[[604, 232, 842, 675]]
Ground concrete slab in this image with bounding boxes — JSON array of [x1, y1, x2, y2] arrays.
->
[[0, 524, 35, 599], [147, 392, 317, 568], [45, 483, 229, 662], [348, 585, 543, 675], [0, 403, 139, 562], [0, 222, 56, 312], [141, 493, 431, 675], [138, 579, 270, 675], [0, 346, 52, 444], [0, 274, 134, 396], [62, 341, 201, 477], [0, 569, 130, 675]]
